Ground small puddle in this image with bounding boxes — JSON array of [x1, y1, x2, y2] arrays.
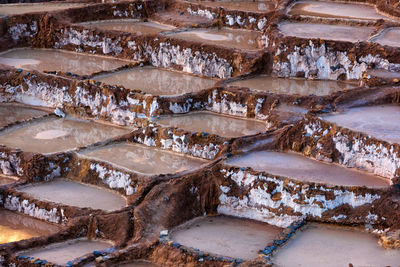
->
[[0, 209, 60, 244], [94, 66, 217, 95], [278, 22, 374, 42], [288, 1, 391, 20], [20, 238, 112, 266], [0, 3, 86, 17], [0, 116, 130, 154], [228, 76, 356, 96], [373, 27, 400, 47], [0, 48, 132, 75], [226, 151, 389, 188], [273, 223, 400, 267], [17, 179, 126, 211], [187, 0, 275, 13], [322, 104, 400, 144], [0, 103, 50, 128], [152, 112, 266, 138], [167, 28, 262, 50], [78, 19, 175, 35], [34, 129, 70, 140], [80, 142, 208, 175], [170, 215, 282, 260]]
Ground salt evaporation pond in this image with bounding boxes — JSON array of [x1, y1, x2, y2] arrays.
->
[[278, 22, 375, 42], [0, 2, 86, 17], [78, 19, 175, 35], [273, 223, 400, 267], [80, 142, 208, 175], [0, 48, 132, 75], [288, 1, 391, 20], [0, 116, 130, 154], [226, 151, 389, 188], [0, 103, 50, 128], [167, 28, 261, 50], [373, 27, 400, 47], [17, 179, 126, 211], [228, 75, 356, 96], [323, 104, 400, 144], [21, 239, 112, 265], [152, 112, 266, 138], [170, 216, 281, 260], [0, 209, 60, 244], [94, 66, 217, 95], [186, 0, 275, 13]]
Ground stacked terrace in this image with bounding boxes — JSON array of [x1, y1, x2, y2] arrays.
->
[[0, 0, 399, 266]]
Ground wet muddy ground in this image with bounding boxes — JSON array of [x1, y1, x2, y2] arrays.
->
[[0, 0, 399, 266]]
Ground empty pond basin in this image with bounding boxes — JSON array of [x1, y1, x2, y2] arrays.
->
[[278, 22, 374, 42], [288, 1, 391, 20], [373, 27, 400, 47], [21, 238, 112, 265], [0, 209, 60, 244], [152, 112, 266, 138], [0, 103, 50, 128], [119, 261, 159, 267], [0, 116, 130, 154], [227, 76, 356, 96], [17, 179, 126, 211], [187, 0, 275, 13], [80, 142, 208, 175], [78, 19, 175, 35], [271, 104, 308, 125], [0, 2, 86, 17], [323, 104, 400, 144], [273, 223, 400, 267], [170, 215, 282, 260], [226, 151, 389, 188], [0, 175, 18, 185], [94, 66, 217, 95], [367, 68, 400, 80], [0, 48, 132, 75], [167, 28, 262, 50]]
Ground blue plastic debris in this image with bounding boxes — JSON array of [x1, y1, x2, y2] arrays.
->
[[201, 132, 209, 137], [263, 245, 277, 254], [171, 242, 181, 248], [93, 250, 104, 256]]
